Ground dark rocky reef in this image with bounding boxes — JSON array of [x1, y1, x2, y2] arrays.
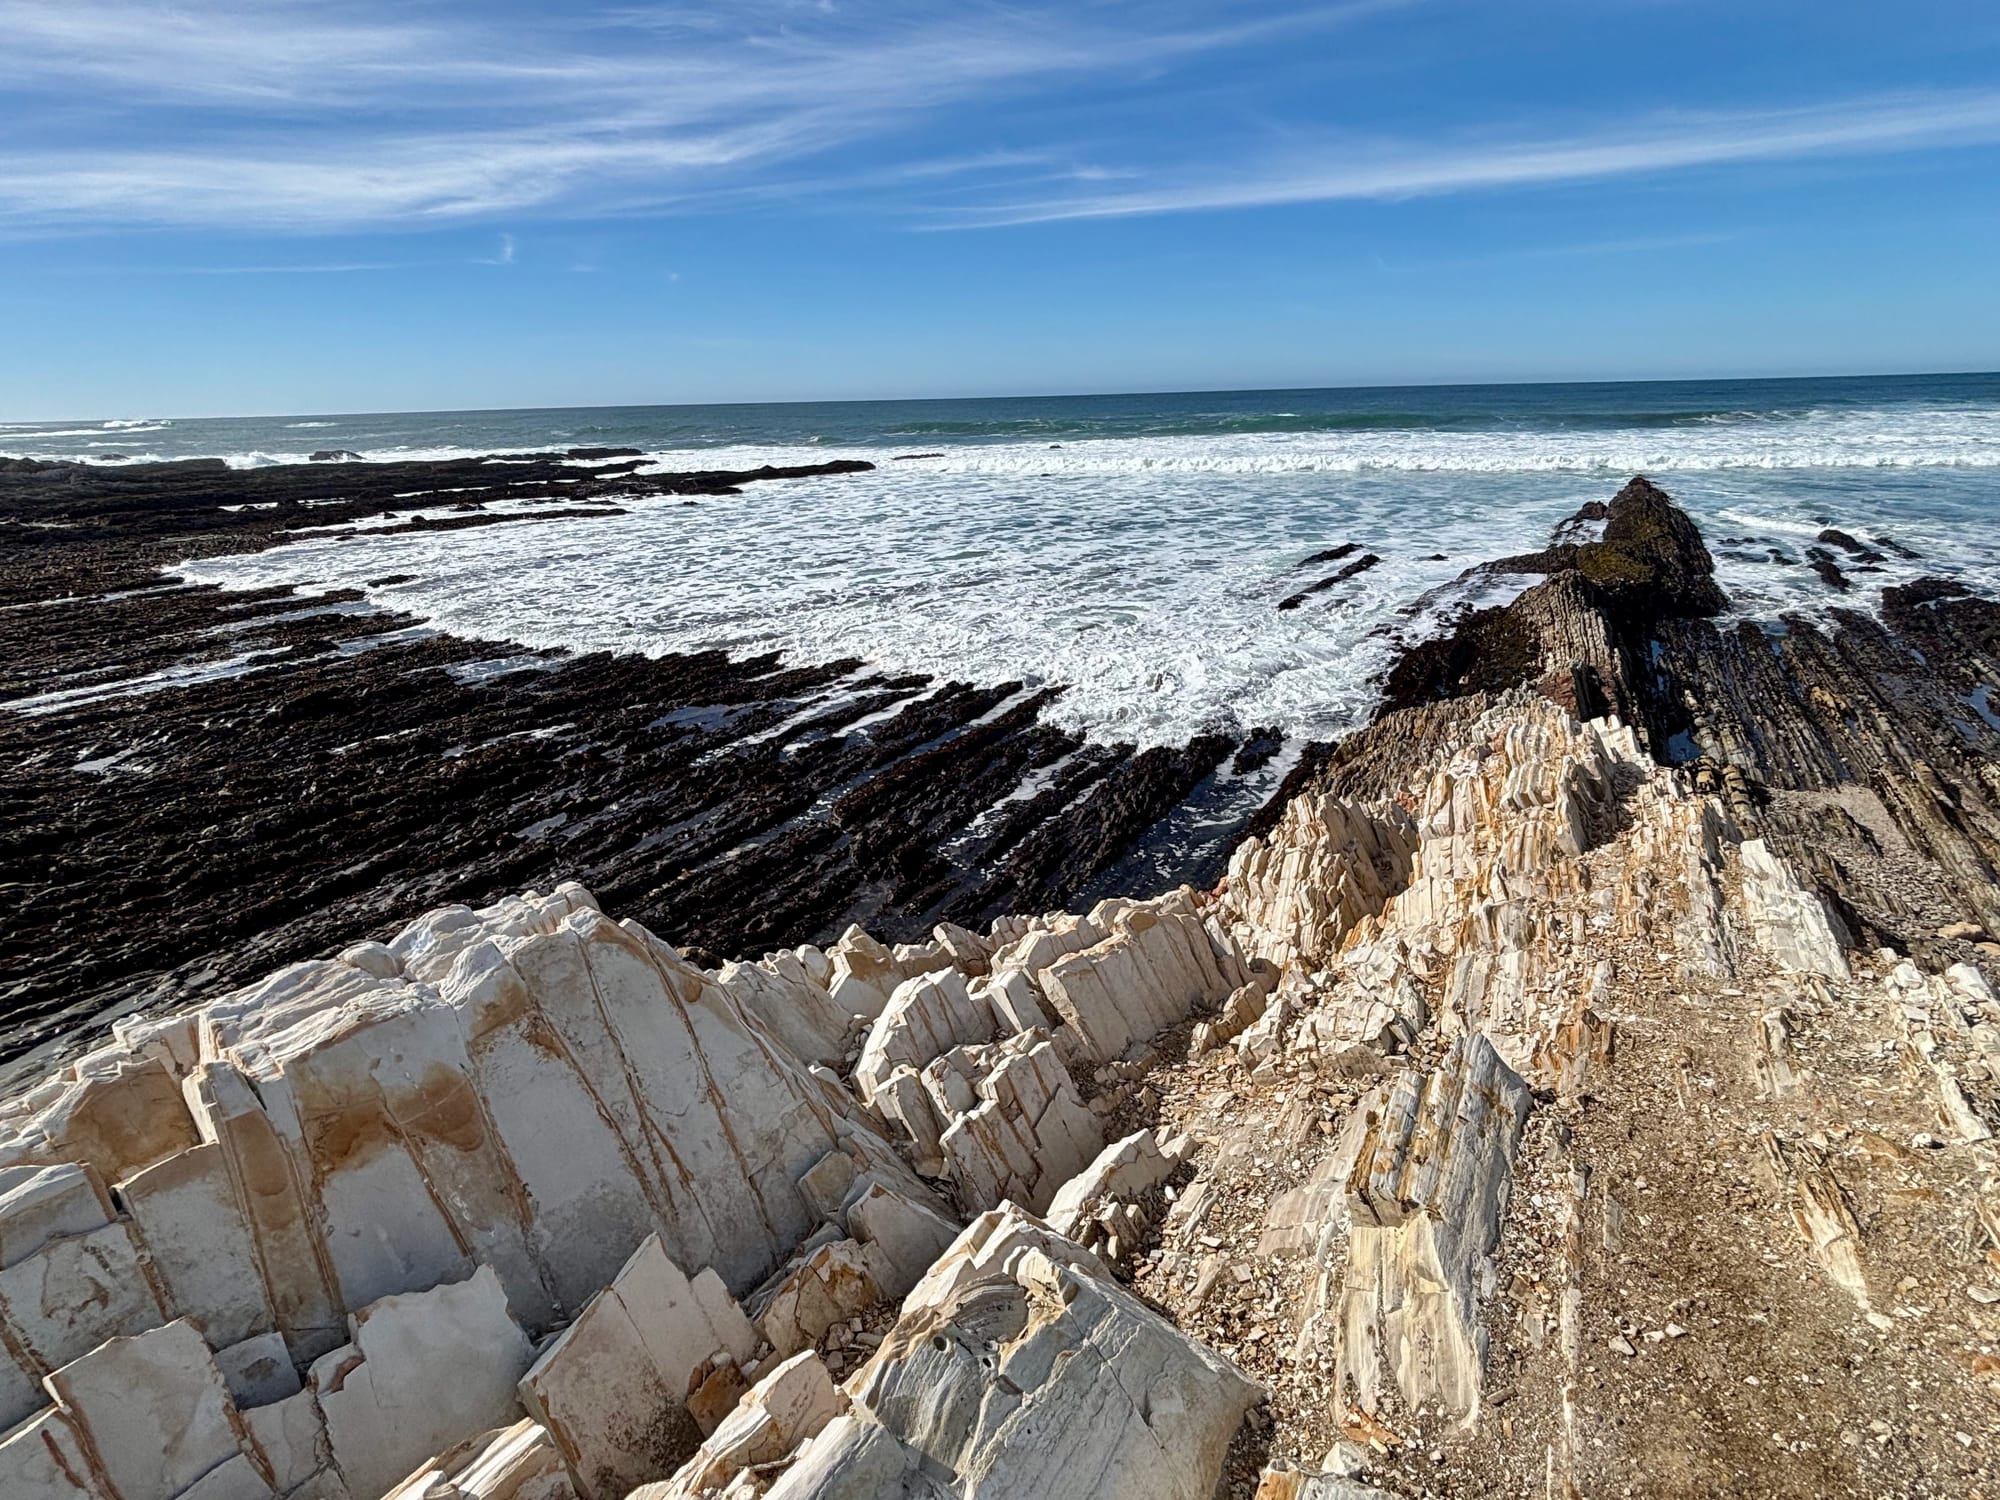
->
[[1374, 474, 1726, 725], [1650, 582, 2000, 953], [0, 452, 874, 603], [1481, 474, 1727, 622], [1270, 473, 2000, 969], [8, 458, 1995, 1074], [1277, 553, 1379, 612], [0, 453, 1257, 1069]]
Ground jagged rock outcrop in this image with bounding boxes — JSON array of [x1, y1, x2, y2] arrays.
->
[[0, 884, 938, 1499], [1223, 796, 1415, 971], [645, 1206, 1261, 1500], [383, 1420, 578, 1500], [846, 890, 1255, 1221], [845, 1206, 1260, 1500], [640, 1351, 846, 1499], [1333, 1034, 1531, 1425], [4, 477, 1998, 1500], [519, 1235, 760, 1499], [0, 867, 1284, 1498]]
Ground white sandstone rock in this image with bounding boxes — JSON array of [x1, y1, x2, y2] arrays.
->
[[0, 1163, 115, 1272], [312, 1266, 532, 1500], [853, 970, 994, 1104], [213, 1330, 301, 1408], [518, 1234, 756, 1500], [931, 1032, 1099, 1215], [1224, 794, 1415, 971], [825, 928, 901, 1022], [1044, 1128, 1175, 1239], [0, 1221, 168, 1428], [118, 1142, 277, 1348], [242, 1388, 341, 1498], [176, 1454, 275, 1500], [0, 1051, 200, 1188], [750, 1415, 939, 1500], [714, 956, 853, 1070], [747, 1237, 890, 1359], [850, 1205, 1261, 1500], [1039, 896, 1244, 1063], [42, 1318, 251, 1500], [1335, 1032, 1531, 1425], [645, 1351, 845, 1499], [844, 1180, 960, 1299], [1739, 837, 1849, 979], [382, 1419, 577, 1500], [0, 1406, 110, 1500]]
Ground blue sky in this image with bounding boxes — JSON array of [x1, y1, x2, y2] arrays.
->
[[2, 0, 1997, 417]]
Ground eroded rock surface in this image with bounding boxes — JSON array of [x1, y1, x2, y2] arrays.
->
[[2, 477, 1997, 1499]]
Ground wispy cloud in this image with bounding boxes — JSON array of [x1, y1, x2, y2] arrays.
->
[[0, 1, 1379, 230], [1, 3, 1994, 238], [948, 91, 2000, 226], [172, 262, 405, 275], [0, 0, 443, 103]]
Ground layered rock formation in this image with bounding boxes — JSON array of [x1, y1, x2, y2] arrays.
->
[[3, 478, 1997, 1499], [0, 459, 1254, 1073]]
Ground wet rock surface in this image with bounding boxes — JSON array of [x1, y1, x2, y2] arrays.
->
[[0, 456, 1260, 1073], [1277, 555, 1381, 613]]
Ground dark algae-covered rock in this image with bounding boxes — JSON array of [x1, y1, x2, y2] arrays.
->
[[0, 452, 1271, 1065], [1350, 474, 2000, 965]]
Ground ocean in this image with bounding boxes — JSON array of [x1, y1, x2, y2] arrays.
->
[[7, 372, 1997, 748]]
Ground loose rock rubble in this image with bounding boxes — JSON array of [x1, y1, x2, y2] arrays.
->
[[2, 481, 1997, 1499]]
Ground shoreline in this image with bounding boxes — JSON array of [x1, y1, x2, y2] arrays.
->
[[5, 456, 1998, 1081], [0, 462, 1997, 1495], [0, 454, 1283, 1076]]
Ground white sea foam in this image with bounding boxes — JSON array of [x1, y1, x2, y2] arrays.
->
[[0, 420, 173, 440], [11, 396, 2000, 475], [183, 414, 2000, 474], [170, 429, 1998, 749], [0, 387, 1946, 750], [619, 408, 2000, 476]]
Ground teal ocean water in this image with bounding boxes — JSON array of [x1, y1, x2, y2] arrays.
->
[[9, 373, 1997, 745]]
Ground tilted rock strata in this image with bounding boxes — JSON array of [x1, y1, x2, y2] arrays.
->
[[5, 669, 1995, 1497], [1334, 1033, 1531, 1425], [6, 482, 2000, 1499], [0, 867, 1273, 1498], [846, 1205, 1260, 1500]]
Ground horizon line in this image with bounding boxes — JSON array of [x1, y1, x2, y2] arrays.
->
[[5, 364, 1999, 428]]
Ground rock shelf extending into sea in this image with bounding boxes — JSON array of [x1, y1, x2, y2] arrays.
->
[[1, 460, 1998, 1497]]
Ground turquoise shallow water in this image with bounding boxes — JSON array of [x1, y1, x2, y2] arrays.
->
[[12, 372, 1998, 746]]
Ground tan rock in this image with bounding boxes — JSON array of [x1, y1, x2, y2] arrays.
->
[[1335, 1032, 1531, 1425], [518, 1234, 756, 1500], [42, 1318, 252, 1500], [646, 1351, 845, 1499], [382, 1419, 576, 1500]]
